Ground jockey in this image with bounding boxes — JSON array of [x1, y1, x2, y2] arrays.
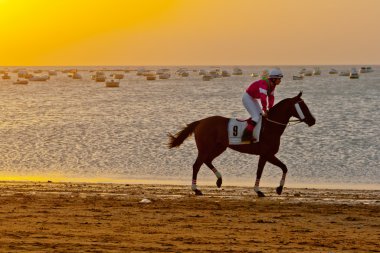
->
[[241, 68, 284, 142]]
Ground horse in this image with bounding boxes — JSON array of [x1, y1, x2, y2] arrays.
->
[[168, 92, 316, 197]]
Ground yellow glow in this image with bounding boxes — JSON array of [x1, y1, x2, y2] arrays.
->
[[1, 0, 380, 66]]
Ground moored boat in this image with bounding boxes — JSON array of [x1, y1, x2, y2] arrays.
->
[[105, 80, 119, 87], [13, 79, 29, 85], [350, 68, 359, 79], [293, 75, 304, 80]]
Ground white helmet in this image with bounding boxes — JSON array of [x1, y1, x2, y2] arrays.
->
[[269, 68, 283, 78]]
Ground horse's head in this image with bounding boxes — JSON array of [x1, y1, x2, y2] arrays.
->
[[291, 92, 316, 126]]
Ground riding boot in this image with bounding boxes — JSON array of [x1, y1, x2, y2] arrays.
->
[[241, 120, 257, 142]]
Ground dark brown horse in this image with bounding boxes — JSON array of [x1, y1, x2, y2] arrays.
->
[[168, 92, 316, 197]]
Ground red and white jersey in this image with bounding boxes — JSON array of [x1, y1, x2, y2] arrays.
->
[[245, 79, 276, 111]]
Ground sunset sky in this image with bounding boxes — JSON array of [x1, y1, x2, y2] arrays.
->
[[1, 0, 379, 66]]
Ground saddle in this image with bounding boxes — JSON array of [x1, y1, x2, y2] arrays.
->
[[228, 117, 262, 145]]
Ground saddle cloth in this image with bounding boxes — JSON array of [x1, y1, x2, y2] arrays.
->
[[228, 117, 262, 145]]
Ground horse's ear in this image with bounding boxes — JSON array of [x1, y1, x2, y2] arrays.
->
[[297, 91, 303, 98]]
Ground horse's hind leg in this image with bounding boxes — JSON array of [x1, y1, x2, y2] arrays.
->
[[254, 156, 267, 197], [192, 154, 204, 195]]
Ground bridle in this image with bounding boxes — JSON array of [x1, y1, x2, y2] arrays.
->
[[265, 100, 305, 127]]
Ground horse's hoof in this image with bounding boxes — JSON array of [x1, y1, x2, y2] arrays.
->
[[216, 178, 222, 188], [257, 191, 265, 198], [194, 189, 203, 195], [276, 186, 283, 195]]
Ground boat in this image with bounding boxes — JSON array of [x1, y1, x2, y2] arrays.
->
[[112, 73, 124, 79], [158, 73, 171, 79], [18, 70, 28, 78], [209, 70, 221, 78], [339, 70, 350, 76], [350, 68, 359, 79], [105, 80, 119, 87], [313, 67, 321, 75], [359, 66, 374, 73], [146, 74, 156, 80], [72, 72, 82, 79], [221, 70, 230, 77], [95, 76, 106, 82], [13, 79, 28, 85], [29, 75, 49, 81], [250, 73, 259, 77], [2, 73, 11, 79], [202, 74, 213, 81], [329, 68, 338, 74], [304, 70, 313, 76], [156, 69, 170, 75], [299, 68, 307, 75], [293, 75, 304, 80], [48, 70, 57, 76], [180, 71, 189, 77], [232, 67, 243, 75], [198, 69, 207, 76]]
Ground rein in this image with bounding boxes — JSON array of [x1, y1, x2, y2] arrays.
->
[[265, 100, 305, 127], [265, 117, 302, 127]]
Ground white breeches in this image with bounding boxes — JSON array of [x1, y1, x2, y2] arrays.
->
[[242, 92, 262, 123]]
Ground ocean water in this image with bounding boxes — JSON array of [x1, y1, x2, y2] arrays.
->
[[0, 66, 379, 190]]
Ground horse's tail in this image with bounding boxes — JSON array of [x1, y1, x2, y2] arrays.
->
[[168, 120, 200, 148]]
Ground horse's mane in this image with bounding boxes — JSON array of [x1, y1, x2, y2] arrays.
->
[[268, 98, 292, 115]]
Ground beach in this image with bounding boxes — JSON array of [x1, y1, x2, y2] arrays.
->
[[0, 182, 378, 252]]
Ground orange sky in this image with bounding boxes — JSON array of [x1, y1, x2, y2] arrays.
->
[[1, 0, 379, 66]]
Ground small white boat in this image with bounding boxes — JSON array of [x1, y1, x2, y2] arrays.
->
[[329, 68, 338, 74], [313, 67, 321, 75], [106, 80, 119, 87], [29, 75, 49, 81], [13, 79, 28, 85], [250, 73, 259, 77], [232, 67, 243, 75], [350, 68, 359, 79]]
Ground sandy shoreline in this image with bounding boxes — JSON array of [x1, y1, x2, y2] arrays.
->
[[0, 181, 379, 252]]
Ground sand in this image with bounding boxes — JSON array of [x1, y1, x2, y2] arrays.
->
[[0, 182, 379, 252]]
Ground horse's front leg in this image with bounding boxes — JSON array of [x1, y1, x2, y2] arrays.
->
[[254, 156, 267, 197], [266, 155, 288, 195]]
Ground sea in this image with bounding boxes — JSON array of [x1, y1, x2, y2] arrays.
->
[[0, 65, 379, 190]]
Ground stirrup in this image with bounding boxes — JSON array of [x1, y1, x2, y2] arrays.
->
[[241, 128, 253, 142]]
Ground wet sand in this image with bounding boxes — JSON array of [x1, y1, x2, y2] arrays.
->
[[0, 181, 379, 252]]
